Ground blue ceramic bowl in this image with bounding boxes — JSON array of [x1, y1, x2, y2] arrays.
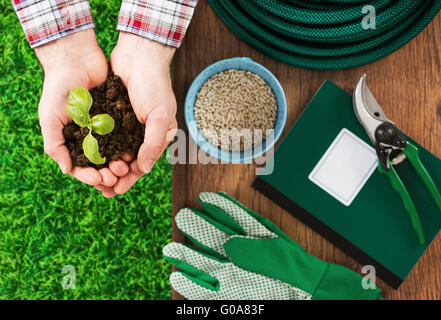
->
[[184, 57, 287, 163]]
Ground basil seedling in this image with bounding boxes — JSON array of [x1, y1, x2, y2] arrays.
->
[[65, 87, 115, 165]]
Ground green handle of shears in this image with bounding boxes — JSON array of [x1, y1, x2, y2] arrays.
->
[[378, 161, 426, 245], [403, 142, 441, 214]]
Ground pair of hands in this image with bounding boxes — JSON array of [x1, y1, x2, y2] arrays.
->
[[36, 30, 177, 197]]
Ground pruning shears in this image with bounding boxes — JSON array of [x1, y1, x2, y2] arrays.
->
[[353, 74, 441, 245]]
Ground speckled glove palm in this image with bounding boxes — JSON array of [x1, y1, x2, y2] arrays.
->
[[163, 192, 383, 300]]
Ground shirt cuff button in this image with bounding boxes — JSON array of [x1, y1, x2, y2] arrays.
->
[[61, 8, 71, 29]]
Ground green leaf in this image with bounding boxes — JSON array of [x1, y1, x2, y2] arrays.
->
[[82, 131, 106, 165], [91, 114, 115, 135], [66, 104, 90, 127], [69, 87, 93, 113]]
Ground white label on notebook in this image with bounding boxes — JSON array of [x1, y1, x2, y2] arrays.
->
[[308, 128, 378, 206]]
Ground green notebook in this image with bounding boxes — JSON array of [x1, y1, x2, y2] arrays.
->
[[252, 80, 441, 288]]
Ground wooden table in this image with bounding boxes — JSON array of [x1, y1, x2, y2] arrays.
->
[[172, 0, 441, 300]]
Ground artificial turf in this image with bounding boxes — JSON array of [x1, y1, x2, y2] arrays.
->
[[0, 1, 172, 299]]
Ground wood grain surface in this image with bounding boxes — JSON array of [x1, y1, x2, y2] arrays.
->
[[172, 0, 441, 300]]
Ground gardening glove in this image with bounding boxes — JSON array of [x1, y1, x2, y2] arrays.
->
[[163, 192, 383, 300]]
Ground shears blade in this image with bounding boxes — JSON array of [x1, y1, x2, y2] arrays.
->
[[353, 74, 390, 145]]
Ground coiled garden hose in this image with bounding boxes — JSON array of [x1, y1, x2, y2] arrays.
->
[[208, 0, 441, 70]]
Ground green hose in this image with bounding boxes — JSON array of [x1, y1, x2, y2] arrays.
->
[[208, 0, 441, 70]]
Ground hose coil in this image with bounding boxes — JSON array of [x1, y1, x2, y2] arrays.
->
[[208, 0, 441, 70]]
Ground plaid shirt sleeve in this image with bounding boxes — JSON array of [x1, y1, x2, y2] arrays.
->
[[117, 0, 198, 48], [12, 0, 94, 48]]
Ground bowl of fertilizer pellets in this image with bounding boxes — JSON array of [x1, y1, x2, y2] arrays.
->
[[185, 58, 287, 163]]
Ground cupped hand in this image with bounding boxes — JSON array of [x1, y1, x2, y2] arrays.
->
[[36, 29, 128, 187], [100, 32, 177, 197]]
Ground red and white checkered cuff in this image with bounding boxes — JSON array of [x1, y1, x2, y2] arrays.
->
[[12, 0, 95, 48], [117, 0, 198, 48]]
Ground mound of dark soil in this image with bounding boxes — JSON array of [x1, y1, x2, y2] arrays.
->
[[63, 72, 144, 168]]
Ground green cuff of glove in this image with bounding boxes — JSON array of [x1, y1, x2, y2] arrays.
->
[[312, 263, 383, 300]]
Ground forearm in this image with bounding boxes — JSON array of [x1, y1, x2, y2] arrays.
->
[[12, 0, 94, 48], [117, 0, 198, 48], [35, 29, 101, 71], [115, 32, 176, 68]]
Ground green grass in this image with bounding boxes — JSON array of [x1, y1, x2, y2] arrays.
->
[[0, 1, 172, 299]]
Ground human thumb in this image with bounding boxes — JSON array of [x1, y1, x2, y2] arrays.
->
[[38, 98, 72, 174], [137, 110, 170, 173]]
